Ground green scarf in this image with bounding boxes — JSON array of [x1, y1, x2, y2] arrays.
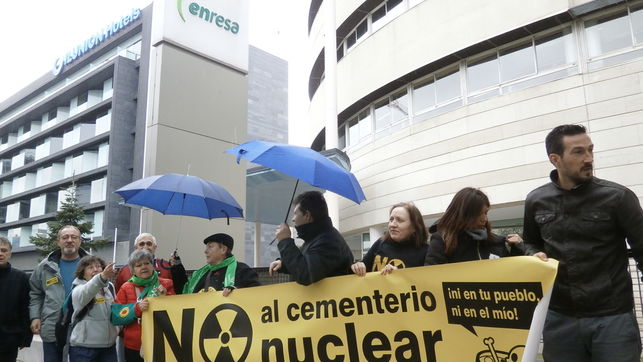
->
[[183, 256, 237, 294], [128, 270, 160, 299]]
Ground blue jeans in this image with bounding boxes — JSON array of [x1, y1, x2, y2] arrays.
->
[[543, 309, 642, 362], [42, 342, 63, 362], [69, 345, 117, 362]]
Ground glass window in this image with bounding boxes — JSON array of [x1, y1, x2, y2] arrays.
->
[[387, 0, 403, 11], [536, 28, 576, 70], [337, 45, 344, 61], [499, 41, 536, 82], [48, 108, 57, 121], [585, 11, 631, 57], [467, 54, 499, 93], [631, 4, 643, 44], [413, 78, 436, 113], [391, 90, 409, 123], [372, 5, 386, 23], [374, 99, 390, 130], [358, 110, 372, 140], [346, 32, 357, 49], [348, 117, 359, 145], [355, 20, 368, 41], [435, 68, 461, 104], [338, 125, 346, 149]]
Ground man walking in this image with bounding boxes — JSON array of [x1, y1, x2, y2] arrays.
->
[[0, 237, 32, 362], [269, 191, 354, 285], [29, 225, 88, 362], [523, 124, 643, 361]]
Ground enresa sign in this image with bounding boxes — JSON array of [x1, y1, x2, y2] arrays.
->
[[152, 0, 248, 72]]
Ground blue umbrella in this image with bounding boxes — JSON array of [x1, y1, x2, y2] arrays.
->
[[115, 174, 243, 222], [225, 140, 366, 204]]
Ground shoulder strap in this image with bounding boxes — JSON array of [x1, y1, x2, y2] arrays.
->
[[107, 282, 116, 299]]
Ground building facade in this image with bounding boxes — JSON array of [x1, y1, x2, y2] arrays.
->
[[0, 0, 251, 270], [306, 0, 643, 253]]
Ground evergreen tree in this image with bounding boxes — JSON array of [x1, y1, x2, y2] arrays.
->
[[30, 183, 108, 255]]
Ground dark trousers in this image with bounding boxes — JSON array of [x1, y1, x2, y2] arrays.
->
[[543, 309, 642, 362], [69, 345, 117, 362], [43, 342, 64, 362], [124, 348, 143, 362], [0, 344, 19, 362]]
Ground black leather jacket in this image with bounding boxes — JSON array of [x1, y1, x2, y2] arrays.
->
[[524, 170, 643, 317]]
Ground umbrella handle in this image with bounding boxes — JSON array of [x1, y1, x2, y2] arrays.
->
[[269, 179, 300, 246]]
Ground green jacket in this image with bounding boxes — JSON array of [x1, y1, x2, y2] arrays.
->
[[28, 249, 88, 343]]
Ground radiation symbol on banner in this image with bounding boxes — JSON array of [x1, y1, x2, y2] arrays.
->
[[199, 304, 252, 362]]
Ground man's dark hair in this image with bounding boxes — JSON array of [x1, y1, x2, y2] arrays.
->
[[293, 191, 328, 222], [545, 124, 587, 156]]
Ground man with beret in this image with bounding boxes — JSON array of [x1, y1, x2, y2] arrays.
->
[[183, 233, 260, 296]]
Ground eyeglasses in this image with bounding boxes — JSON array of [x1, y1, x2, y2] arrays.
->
[[137, 241, 155, 247]]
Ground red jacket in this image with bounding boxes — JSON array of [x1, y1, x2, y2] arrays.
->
[[115, 278, 175, 350]]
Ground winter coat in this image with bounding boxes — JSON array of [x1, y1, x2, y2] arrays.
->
[[425, 225, 523, 265], [28, 249, 89, 343], [69, 274, 119, 348], [524, 170, 643, 317], [191, 260, 260, 293], [278, 217, 354, 285], [0, 263, 32, 348], [115, 258, 187, 294], [115, 278, 175, 351]]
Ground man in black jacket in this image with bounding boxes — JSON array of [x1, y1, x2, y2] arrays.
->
[[269, 191, 354, 285], [523, 124, 643, 362], [0, 237, 32, 362]]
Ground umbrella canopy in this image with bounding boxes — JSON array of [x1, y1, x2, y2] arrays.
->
[[115, 174, 243, 220], [224, 140, 366, 204]]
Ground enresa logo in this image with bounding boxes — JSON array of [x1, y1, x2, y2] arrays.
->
[[176, 0, 240, 34]]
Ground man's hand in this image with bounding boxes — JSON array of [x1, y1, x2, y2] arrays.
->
[[533, 252, 548, 262], [351, 262, 367, 277], [275, 223, 291, 242], [269, 260, 282, 276], [222, 287, 234, 297], [30, 319, 41, 334], [169, 250, 181, 266]]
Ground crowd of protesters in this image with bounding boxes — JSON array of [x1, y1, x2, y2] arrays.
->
[[1, 124, 641, 362]]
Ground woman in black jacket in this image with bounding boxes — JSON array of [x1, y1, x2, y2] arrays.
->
[[352, 202, 428, 276], [425, 187, 524, 265]]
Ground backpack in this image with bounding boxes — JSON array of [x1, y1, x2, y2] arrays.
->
[[54, 282, 115, 346]]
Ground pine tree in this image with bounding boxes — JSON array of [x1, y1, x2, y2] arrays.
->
[[30, 183, 108, 255]]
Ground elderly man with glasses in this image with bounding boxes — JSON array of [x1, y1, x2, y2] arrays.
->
[[114, 233, 187, 294]]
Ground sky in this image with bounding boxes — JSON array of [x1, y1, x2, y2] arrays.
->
[[0, 0, 309, 144]]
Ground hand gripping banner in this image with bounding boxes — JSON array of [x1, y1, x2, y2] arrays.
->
[[142, 256, 557, 361]]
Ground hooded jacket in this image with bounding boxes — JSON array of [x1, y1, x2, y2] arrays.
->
[[29, 248, 89, 343], [361, 238, 428, 272], [69, 274, 119, 348], [278, 217, 354, 285]]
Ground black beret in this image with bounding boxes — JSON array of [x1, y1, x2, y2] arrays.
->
[[203, 233, 233, 250]]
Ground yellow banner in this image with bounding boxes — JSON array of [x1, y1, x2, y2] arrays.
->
[[142, 256, 557, 361]]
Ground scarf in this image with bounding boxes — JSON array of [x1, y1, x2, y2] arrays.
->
[[183, 256, 237, 294], [295, 217, 333, 242], [128, 270, 159, 299]]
